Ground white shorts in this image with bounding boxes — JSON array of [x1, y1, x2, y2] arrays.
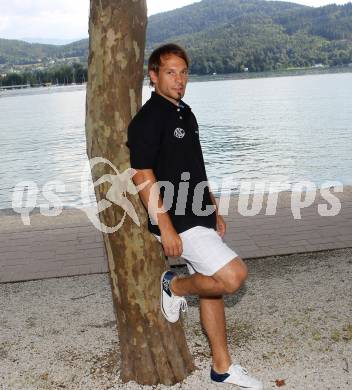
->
[[153, 226, 238, 276]]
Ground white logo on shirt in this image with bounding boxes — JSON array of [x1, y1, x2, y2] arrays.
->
[[174, 128, 185, 138]]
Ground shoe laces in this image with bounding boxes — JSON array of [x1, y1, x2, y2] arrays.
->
[[171, 296, 188, 314], [232, 364, 248, 375]]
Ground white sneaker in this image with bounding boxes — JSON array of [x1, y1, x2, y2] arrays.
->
[[160, 271, 187, 323], [211, 363, 263, 389]]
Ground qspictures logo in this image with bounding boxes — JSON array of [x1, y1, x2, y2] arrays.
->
[[11, 157, 343, 233], [12, 157, 147, 233]]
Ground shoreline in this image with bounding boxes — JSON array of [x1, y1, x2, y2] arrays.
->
[[0, 186, 351, 283], [1, 67, 351, 98], [1, 183, 351, 216], [188, 65, 352, 83]]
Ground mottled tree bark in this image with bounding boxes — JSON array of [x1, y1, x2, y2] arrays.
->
[[85, 0, 195, 385]]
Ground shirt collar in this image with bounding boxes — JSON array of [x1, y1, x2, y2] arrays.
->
[[151, 91, 190, 111]]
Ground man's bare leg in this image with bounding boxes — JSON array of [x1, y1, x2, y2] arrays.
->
[[200, 295, 231, 373], [171, 256, 248, 297], [171, 271, 227, 296], [170, 257, 248, 374]]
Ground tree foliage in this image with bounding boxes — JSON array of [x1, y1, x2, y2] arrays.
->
[[0, 63, 87, 86]]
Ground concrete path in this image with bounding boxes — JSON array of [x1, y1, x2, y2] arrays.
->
[[0, 186, 351, 283]]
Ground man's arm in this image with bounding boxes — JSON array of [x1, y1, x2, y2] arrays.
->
[[209, 190, 226, 238], [209, 191, 218, 214], [132, 169, 183, 257]]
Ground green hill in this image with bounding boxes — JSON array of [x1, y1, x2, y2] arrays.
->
[[1, 0, 352, 74], [0, 38, 87, 65], [146, 0, 304, 44], [146, 0, 352, 72]]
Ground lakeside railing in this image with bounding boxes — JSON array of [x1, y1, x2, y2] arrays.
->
[[0, 84, 31, 90]]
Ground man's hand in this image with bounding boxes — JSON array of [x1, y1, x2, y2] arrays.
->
[[216, 214, 226, 238], [131, 168, 182, 256], [160, 225, 183, 257], [209, 190, 226, 238]]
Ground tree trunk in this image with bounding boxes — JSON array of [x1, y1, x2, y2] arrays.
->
[[85, 0, 195, 385]]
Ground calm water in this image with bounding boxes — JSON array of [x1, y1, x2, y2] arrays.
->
[[0, 72, 351, 210]]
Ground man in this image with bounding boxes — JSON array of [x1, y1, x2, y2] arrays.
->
[[127, 44, 263, 389]]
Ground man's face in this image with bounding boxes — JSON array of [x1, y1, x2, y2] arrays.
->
[[149, 54, 189, 105]]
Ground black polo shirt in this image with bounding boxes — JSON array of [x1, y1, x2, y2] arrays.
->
[[127, 91, 216, 235]]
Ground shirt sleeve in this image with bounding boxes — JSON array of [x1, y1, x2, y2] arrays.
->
[[127, 109, 162, 169]]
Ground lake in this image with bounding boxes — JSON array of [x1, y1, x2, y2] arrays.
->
[[0, 71, 351, 210]]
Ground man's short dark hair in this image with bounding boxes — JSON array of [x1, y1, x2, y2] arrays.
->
[[148, 43, 190, 87]]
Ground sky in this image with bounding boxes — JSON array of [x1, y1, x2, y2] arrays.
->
[[0, 0, 351, 43]]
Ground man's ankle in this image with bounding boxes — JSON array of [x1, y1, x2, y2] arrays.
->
[[170, 275, 178, 296], [212, 360, 232, 374]]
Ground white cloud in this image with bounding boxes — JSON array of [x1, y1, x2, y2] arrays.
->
[[289, 0, 350, 5], [0, 0, 89, 41], [0, 14, 11, 31], [147, 0, 201, 15], [0, 0, 203, 40]]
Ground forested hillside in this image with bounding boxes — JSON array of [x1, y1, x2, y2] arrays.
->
[[146, 0, 352, 73], [1, 0, 352, 77], [0, 38, 87, 66]]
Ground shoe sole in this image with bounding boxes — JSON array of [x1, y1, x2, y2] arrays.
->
[[160, 271, 178, 323], [211, 380, 263, 390]]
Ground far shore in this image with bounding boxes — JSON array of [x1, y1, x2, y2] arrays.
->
[[1, 66, 351, 97], [187, 65, 352, 83]]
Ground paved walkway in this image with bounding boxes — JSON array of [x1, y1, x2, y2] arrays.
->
[[1, 186, 351, 283]]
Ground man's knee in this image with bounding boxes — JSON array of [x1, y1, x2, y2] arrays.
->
[[216, 257, 248, 294]]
